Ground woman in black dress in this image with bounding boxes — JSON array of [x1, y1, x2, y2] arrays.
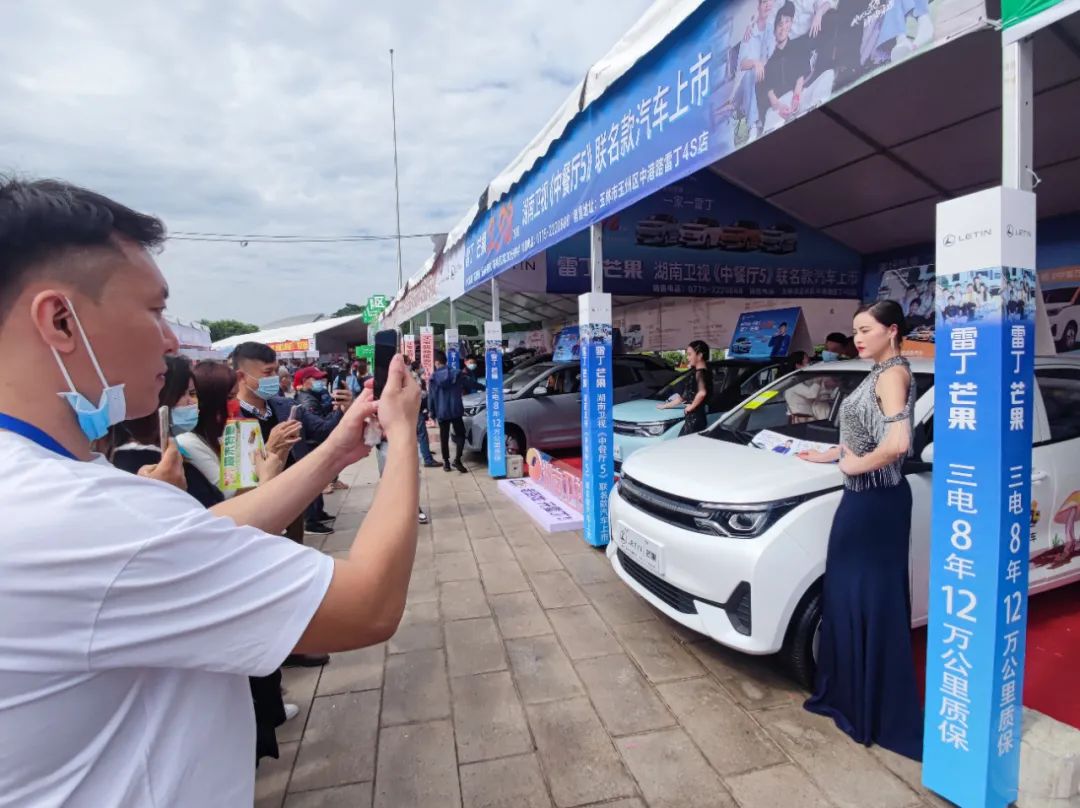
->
[[797, 300, 923, 761], [658, 340, 713, 435]]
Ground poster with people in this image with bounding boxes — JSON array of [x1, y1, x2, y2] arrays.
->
[[877, 265, 936, 356], [728, 306, 808, 359]]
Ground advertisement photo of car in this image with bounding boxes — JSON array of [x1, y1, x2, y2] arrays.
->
[[760, 222, 798, 253], [612, 358, 792, 467], [634, 212, 681, 245], [678, 216, 724, 248], [463, 354, 678, 457], [607, 356, 1080, 688], [718, 219, 762, 250]]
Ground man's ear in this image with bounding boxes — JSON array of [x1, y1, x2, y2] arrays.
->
[[29, 290, 78, 355]]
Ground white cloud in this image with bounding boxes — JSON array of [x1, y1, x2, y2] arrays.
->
[[0, 0, 654, 325]]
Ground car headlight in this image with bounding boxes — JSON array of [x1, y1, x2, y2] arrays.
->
[[634, 420, 671, 437], [464, 404, 486, 417], [692, 499, 804, 538]]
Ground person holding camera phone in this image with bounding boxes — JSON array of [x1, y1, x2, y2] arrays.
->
[[0, 177, 422, 806]]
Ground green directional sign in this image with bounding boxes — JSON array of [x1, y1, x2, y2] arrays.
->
[[1003, 0, 1067, 29]]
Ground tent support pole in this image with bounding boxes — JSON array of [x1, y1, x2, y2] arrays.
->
[[449, 300, 456, 329], [491, 278, 500, 321], [590, 223, 603, 295], [1002, 38, 1034, 191]]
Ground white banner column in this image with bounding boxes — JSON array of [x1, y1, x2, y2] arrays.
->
[[579, 222, 614, 548], [485, 278, 506, 478]]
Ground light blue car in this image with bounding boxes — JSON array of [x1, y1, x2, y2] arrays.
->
[[612, 359, 794, 468]]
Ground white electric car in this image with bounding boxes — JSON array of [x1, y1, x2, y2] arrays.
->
[[608, 357, 1080, 686]]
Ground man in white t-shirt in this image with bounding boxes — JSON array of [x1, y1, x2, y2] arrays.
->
[[0, 177, 421, 806]]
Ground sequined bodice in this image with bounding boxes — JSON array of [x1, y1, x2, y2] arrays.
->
[[838, 356, 916, 490]]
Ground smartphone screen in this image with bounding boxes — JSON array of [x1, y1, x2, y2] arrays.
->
[[373, 329, 399, 399], [157, 405, 170, 452], [288, 404, 301, 421]]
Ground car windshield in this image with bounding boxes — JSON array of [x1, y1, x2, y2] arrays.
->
[[702, 368, 932, 447], [650, 364, 733, 401], [1044, 288, 1076, 304], [505, 363, 554, 395]]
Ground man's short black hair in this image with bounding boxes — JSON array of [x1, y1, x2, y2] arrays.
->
[[0, 176, 166, 322], [230, 342, 276, 368], [434, 349, 447, 364], [776, 1, 796, 25], [825, 332, 848, 344]]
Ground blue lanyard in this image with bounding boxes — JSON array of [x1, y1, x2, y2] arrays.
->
[[0, 413, 78, 460]]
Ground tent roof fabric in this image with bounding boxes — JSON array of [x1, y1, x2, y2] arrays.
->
[[212, 313, 367, 351]]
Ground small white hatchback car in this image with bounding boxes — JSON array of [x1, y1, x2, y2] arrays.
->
[[608, 357, 1080, 686]]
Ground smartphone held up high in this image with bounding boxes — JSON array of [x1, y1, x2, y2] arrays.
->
[[157, 406, 171, 452], [373, 329, 399, 399]]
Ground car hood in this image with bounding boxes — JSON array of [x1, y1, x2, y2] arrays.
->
[[620, 433, 841, 503], [613, 399, 682, 424], [463, 391, 487, 408], [680, 223, 707, 230]]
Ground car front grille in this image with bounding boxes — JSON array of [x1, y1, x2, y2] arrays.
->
[[616, 550, 697, 614], [617, 475, 709, 532]]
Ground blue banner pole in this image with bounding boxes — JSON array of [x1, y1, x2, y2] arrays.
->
[[445, 327, 460, 372], [922, 186, 1037, 807], [579, 292, 614, 547], [485, 320, 506, 478]]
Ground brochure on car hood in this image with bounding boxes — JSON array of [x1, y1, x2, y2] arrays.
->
[[750, 429, 836, 457]]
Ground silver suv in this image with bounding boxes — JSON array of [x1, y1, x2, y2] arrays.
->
[[463, 355, 678, 456]]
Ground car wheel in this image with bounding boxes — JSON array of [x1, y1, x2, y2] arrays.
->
[[505, 425, 527, 457], [1064, 321, 1078, 352], [780, 582, 823, 690]]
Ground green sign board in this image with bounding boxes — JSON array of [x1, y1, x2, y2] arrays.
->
[[1002, 0, 1067, 28], [355, 345, 374, 362]]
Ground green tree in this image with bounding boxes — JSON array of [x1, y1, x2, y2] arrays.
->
[[332, 303, 364, 317], [199, 318, 259, 342]]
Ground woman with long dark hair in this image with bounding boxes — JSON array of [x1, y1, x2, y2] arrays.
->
[[657, 339, 713, 435], [798, 299, 923, 760], [111, 355, 223, 507]]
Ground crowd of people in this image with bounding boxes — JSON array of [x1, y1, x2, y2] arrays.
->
[[0, 176, 425, 805]]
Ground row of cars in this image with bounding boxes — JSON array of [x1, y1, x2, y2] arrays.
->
[[464, 351, 1080, 687], [635, 214, 797, 253]]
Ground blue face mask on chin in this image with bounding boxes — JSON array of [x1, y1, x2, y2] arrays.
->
[[821, 350, 840, 363], [170, 404, 199, 435], [52, 297, 127, 442], [311, 380, 327, 393]]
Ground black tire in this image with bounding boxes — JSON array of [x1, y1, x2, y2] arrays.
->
[[504, 425, 527, 457], [780, 583, 823, 690]]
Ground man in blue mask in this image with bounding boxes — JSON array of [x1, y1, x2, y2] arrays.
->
[[0, 176, 422, 807]]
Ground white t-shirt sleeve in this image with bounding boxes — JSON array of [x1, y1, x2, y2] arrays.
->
[[175, 432, 221, 488], [88, 483, 334, 677]]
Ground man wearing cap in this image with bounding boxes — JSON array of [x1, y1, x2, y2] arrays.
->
[[292, 364, 350, 534]]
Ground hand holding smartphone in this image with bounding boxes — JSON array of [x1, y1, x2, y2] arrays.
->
[[373, 329, 400, 399]]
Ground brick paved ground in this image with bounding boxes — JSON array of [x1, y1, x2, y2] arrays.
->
[[255, 456, 951, 808]]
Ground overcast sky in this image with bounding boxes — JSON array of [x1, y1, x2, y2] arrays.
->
[[1, 0, 654, 326]]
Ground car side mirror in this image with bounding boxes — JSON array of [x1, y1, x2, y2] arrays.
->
[[903, 442, 933, 474], [921, 442, 933, 464], [532, 386, 548, 396]]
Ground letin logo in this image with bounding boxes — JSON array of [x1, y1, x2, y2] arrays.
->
[[1006, 224, 1032, 239], [942, 228, 992, 247]]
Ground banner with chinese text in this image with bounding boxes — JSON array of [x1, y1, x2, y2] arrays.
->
[[923, 187, 1037, 808], [419, 326, 435, 380], [579, 292, 615, 547], [462, 0, 982, 292]]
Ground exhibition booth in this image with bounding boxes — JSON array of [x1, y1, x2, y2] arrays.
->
[[382, 0, 1080, 803], [211, 312, 370, 360]]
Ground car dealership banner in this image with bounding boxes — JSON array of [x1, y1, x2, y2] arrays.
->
[[461, 0, 983, 292], [579, 292, 615, 547], [419, 326, 435, 379], [444, 327, 461, 372], [485, 321, 507, 478], [728, 306, 812, 359], [546, 171, 863, 299], [923, 187, 1037, 808]]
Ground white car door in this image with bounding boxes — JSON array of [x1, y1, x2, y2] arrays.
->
[[1030, 366, 1080, 590]]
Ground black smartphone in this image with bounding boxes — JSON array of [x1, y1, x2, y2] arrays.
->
[[373, 329, 399, 399]]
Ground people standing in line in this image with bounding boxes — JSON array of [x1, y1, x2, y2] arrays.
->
[[0, 176, 422, 806], [657, 340, 713, 435], [798, 300, 923, 761], [429, 349, 470, 473]]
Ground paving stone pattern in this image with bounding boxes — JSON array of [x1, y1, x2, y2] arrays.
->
[[257, 457, 945, 808]]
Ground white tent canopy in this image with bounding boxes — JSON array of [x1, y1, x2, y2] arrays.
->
[[212, 313, 368, 356]]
